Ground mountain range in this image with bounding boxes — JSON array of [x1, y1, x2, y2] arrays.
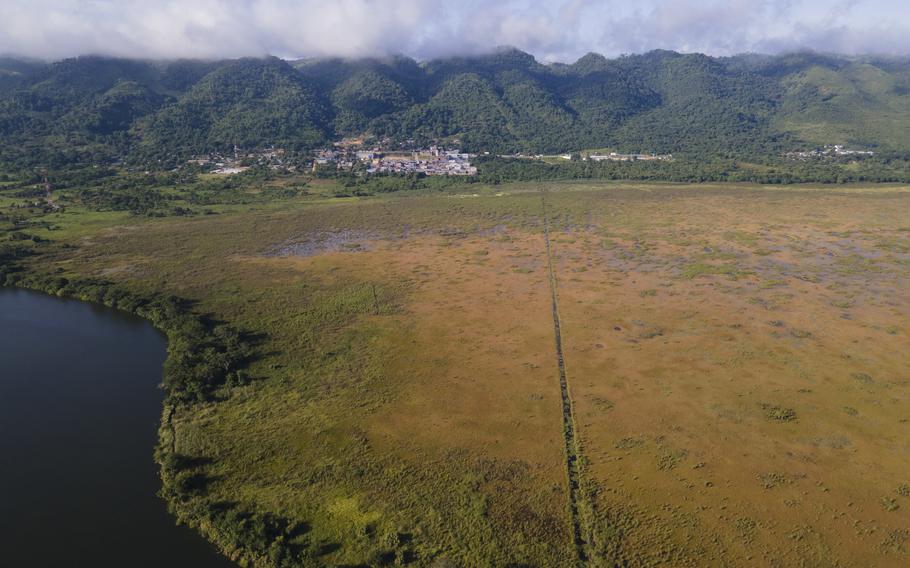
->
[[1, 48, 909, 168]]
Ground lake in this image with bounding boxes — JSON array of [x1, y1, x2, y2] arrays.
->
[[0, 287, 233, 567]]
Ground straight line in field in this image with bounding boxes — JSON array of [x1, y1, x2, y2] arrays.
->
[[541, 190, 589, 564]]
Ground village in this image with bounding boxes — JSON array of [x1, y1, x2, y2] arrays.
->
[[495, 150, 673, 162], [785, 144, 875, 160], [186, 146, 289, 175], [586, 152, 673, 162], [314, 142, 477, 176], [187, 141, 478, 177], [186, 140, 678, 178]]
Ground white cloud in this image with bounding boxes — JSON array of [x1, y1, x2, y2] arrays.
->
[[0, 0, 908, 61]]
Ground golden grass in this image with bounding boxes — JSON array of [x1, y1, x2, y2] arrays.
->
[[16, 181, 910, 565]]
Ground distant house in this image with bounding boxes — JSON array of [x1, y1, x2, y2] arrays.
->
[[213, 166, 249, 175]]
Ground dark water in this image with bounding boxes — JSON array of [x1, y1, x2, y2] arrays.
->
[[0, 288, 234, 567]]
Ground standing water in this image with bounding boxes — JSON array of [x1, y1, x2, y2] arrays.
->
[[0, 288, 233, 567]]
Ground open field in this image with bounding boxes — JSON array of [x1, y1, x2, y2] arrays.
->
[[6, 181, 910, 566]]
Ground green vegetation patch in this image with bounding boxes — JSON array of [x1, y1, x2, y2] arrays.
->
[[762, 404, 798, 422], [682, 262, 751, 280]]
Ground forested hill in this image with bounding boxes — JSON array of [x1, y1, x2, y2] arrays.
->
[[2, 48, 910, 168]]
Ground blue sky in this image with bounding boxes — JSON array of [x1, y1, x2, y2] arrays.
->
[[1, 0, 909, 61]]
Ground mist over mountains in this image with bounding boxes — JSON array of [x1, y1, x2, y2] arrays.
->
[[1, 48, 910, 169], [3, 0, 910, 62]]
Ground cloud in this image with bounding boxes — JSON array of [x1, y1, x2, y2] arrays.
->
[[0, 0, 909, 62]]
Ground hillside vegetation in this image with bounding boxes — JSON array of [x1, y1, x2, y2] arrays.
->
[[2, 49, 910, 169]]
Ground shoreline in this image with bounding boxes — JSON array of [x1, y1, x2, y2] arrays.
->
[[1, 276, 290, 567]]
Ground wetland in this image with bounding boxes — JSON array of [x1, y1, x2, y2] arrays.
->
[[4, 180, 909, 566]]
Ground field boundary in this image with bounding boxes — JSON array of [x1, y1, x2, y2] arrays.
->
[[541, 190, 590, 564]]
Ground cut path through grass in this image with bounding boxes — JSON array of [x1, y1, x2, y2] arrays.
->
[[542, 189, 589, 563]]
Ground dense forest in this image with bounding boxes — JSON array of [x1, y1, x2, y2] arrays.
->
[[2, 48, 910, 170]]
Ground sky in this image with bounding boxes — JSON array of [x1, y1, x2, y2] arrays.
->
[[1, 0, 910, 62]]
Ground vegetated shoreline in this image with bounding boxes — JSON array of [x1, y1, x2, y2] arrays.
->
[[0, 271, 309, 567]]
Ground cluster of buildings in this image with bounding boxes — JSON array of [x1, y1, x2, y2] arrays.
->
[[495, 151, 672, 162], [316, 144, 478, 176], [186, 141, 679, 178], [785, 145, 875, 160], [187, 146, 289, 175], [587, 152, 673, 162], [368, 151, 477, 176]]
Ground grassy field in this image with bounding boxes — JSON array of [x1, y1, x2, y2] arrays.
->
[[5, 180, 910, 566]]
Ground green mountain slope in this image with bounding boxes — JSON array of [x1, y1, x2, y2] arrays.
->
[[137, 57, 331, 161], [0, 57, 44, 92], [0, 57, 173, 167], [1, 49, 910, 168], [773, 61, 910, 149], [609, 51, 786, 155]]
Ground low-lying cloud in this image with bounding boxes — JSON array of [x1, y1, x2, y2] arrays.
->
[[1, 0, 909, 62]]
